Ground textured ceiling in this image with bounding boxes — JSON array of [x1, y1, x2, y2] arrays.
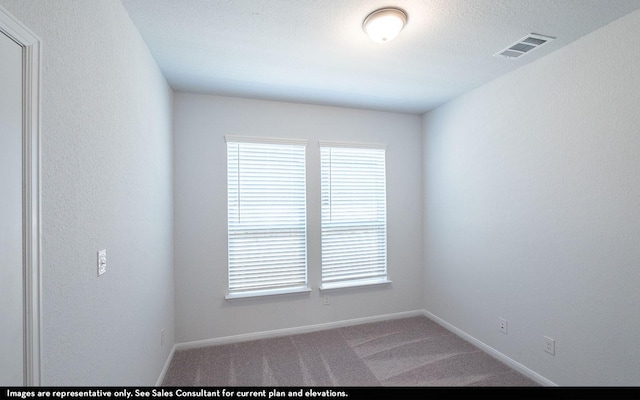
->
[[121, 0, 640, 114]]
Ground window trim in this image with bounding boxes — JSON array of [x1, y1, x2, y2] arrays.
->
[[225, 287, 312, 300], [318, 140, 387, 150], [319, 279, 392, 292], [226, 135, 308, 147]]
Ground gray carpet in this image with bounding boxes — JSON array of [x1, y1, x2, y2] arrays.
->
[[162, 316, 539, 387]]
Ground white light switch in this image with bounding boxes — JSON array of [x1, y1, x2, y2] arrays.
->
[[98, 249, 107, 276]]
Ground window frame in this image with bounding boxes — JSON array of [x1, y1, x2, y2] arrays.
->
[[225, 135, 311, 300], [318, 141, 391, 291]]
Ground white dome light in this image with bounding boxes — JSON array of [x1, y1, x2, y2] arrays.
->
[[363, 8, 408, 43]]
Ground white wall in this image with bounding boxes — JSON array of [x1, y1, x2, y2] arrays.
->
[[422, 9, 640, 386], [0, 0, 175, 385], [174, 94, 423, 343]]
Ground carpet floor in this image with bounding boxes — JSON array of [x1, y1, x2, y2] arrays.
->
[[162, 315, 539, 387]]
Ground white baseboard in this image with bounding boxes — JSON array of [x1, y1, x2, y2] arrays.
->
[[155, 345, 176, 387], [421, 309, 557, 387], [174, 310, 424, 351]]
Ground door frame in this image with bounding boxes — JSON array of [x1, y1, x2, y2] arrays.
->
[[0, 5, 42, 386]]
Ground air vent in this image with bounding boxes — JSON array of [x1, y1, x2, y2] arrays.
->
[[494, 33, 555, 59]]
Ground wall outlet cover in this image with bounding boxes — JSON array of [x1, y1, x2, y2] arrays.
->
[[499, 317, 507, 334], [544, 336, 555, 355]]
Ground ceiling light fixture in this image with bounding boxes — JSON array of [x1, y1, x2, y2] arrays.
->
[[363, 7, 408, 43]]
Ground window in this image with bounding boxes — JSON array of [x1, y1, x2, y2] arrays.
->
[[320, 142, 388, 289], [226, 136, 309, 298]]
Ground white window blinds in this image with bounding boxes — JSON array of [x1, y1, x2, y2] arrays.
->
[[320, 143, 388, 289], [226, 136, 308, 298]]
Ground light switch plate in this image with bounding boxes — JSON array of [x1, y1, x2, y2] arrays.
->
[[98, 249, 107, 276]]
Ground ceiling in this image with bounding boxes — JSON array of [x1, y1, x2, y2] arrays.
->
[[121, 0, 640, 115]]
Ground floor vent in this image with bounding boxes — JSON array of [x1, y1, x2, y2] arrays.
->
[[494, 33, 555, 59]]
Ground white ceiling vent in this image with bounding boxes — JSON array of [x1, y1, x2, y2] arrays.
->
[[494, 33, 555, 59]]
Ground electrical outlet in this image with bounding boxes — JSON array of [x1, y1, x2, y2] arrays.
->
[[97, 249, 107, 276], [499, 317, 507, 334], [323, 296, 330, 306], [544, 336, 555, 355], [161, 328, 165, 347]]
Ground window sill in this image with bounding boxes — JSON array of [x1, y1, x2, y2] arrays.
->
[[225, 287, 312, 300], [319, 279, 392, 292]]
